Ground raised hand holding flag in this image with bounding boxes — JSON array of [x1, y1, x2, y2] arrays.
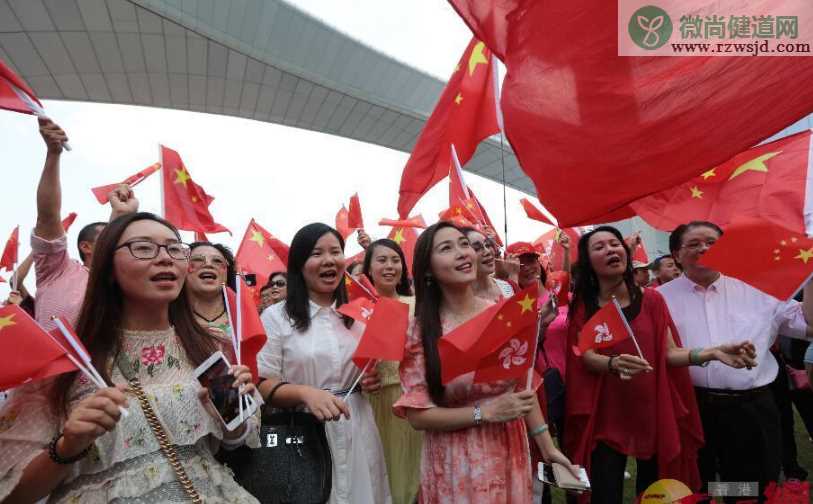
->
[[91, 162, 161, 204], [0, 226, 19, 272], [575, 298, 642, 359]]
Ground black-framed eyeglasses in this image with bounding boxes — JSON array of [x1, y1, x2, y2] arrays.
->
[[268, 280, 287, 288], [116, 240, 191, 260]]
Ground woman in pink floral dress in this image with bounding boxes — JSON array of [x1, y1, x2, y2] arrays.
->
[[394, 222, 576, 504]]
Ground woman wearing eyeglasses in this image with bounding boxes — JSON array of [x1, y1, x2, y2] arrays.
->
[[463, 228, 515, 303], [186, 241, 238, 338], [0, 212, 259, 503], [260, 272, 287, 311]]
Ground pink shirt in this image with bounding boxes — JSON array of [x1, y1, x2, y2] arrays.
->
[[31, 233, 88, 332], [658, 274, 809, 390]]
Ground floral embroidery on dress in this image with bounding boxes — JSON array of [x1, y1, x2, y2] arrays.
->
[[123, 426, 147, 450], [0, 411, 17, 433], [179, 419, 202, 436], [135, 343, 182, 377], [172, 383, 185, 400], [144, 464, 159, 482]]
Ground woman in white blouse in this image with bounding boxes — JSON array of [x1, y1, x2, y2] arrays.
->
[[257, 222, 391, 504]]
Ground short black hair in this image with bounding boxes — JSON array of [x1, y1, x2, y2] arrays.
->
[[76, 222, 106, 263], [189, 241, 237, 290], [669, 221, 723, 256], [650, 254, 673, 271]]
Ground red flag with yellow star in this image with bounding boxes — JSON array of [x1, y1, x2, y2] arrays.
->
[[0, 305, 78, 390], [397, 37, 500, 218], [91, 162, 161, 204], [698, 218, 813, 301], [160, 145, 230, 235], [630, 130, 812, 234], [235, 219, 289, 293], [387, 225, 420, 275], [351, 297, 410, 368], [439, 284, 539, 384], [0, 226, 19, 272], [533, 227, 580, 271]]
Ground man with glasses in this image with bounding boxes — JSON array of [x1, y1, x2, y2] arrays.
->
[[658, 220, 813, 500], [31, 119, 139, 331]]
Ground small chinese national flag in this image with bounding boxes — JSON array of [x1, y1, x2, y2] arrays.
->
[[379, 215, 427, 229], [335, 206, 352, 240], [92, 162, 161, 204], [533, 227, 580, 270], [397, 38, 500, 218], [521, 198, 555, 227], [439, 284, 539, 384], [698, 218, 813, 301], [344, 273, 378, 302], [61, 213, 78, 232], [225, 277, 268, 381], [351, 297, 410, 368], [0, 306, 78, 391], [0, 226, 19, 271], [576, 298, 633, 355], [160, 145, 230, 235], [347, 193, 364, 230], [630, 130, 813, 234], [0, 60, 43, 115], [235, 219, 289, 293]]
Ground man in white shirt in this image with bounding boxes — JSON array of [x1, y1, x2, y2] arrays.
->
[[658, 220, 813, 501]]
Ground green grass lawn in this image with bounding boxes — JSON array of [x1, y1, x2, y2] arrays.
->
[[549, 410, 813, 503]]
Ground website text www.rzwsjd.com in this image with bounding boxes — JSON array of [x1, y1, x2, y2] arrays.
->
[[670, 40, 811, 55]]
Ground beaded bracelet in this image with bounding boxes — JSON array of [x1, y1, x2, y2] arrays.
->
[[529, 423, 549, 437], [48, 433, 90, 465]]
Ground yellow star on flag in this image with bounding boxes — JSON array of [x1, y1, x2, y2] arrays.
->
[[0, 313, 16, 332], [795, 247, 813, 264], [267, 254, 276, 262], [505, 321, 512, 328], [700, 168, 716, 180], [728, 151, 780, 180], [454, 93, 463, 105], [392, 228, 406, 245], [517, 294, 535, 314], [174, 167, 191, 187], [497, 314, 504, 321], [690, 186, 703, 199], [468, 41, 488, 76], [250, 230, 265, 247]]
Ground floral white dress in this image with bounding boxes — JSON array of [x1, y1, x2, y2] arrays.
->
[[0, 327, 260, 503], [258, 301, 391, 504]]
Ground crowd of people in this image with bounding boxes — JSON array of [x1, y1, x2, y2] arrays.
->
[[1, 118, 813, 504]]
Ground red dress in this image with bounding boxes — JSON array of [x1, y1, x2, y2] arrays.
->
[[564, 289, 704, 492]]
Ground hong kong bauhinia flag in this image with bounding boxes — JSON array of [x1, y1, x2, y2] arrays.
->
[[160, 146, 230, 235], [447, 0, 813, 226], [575, 298, 633, 355], [397, 37, 500, 218]]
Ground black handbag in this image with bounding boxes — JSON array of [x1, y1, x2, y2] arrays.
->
[[218, 382, 333, 504], [537, 320, 566, 434]]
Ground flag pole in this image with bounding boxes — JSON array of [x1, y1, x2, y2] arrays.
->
[[344, 358, 375, 402], [222, 283, 246, 421], [612, 297, 645, 360], [526, 309, 545, 391], [492, 54, 509, 246]]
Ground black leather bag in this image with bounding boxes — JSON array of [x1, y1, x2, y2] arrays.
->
[[219, 384, 332, 504]]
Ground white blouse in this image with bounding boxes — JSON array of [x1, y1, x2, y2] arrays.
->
[[258, 301, 391, 504]]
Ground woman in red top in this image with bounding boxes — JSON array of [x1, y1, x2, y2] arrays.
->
[[565, 226, 755, 503]]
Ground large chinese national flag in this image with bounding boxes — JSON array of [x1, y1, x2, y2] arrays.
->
[[448, 0, 813, 226], [575, 299, 633, 355], [0, 305, 78, 390], [439, 284, 539, 383], [698, 218, 813, 301], [160, 145, 230, 235], [630, 130, 813, 234], [397, 38, 500, 218], [235, 219, 288, 291]]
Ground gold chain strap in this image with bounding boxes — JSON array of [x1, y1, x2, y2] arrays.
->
[[128, 376, 203, 503]]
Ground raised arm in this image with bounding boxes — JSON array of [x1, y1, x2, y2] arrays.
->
[[33, 119, 68, 241]]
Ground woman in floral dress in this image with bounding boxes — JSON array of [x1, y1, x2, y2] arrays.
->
[[0, 212, 259, 503], [394, 222, 576, 504]]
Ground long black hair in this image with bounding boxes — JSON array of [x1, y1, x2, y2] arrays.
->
[[570, 225, 641, 321], [189, 241, 237, 290], [51, 213, 220, 416], [362, 238, 413, 296], [413, 221, 463, 405], [285, 223, 351, 331]]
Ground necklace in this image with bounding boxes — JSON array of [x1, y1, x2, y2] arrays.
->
[[193, 307, 226, 323]]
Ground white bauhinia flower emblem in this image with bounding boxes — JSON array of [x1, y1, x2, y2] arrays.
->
[[498, 338, 529, 370], [360, 306, 373, 320], [593, 322, 613, 344]]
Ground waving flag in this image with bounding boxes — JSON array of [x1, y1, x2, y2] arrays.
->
[[521, 198, 555, 227], [378, 215, 427, 229], [0, 60, 43, 115], [347, 193, 364, 230], [235, 219, 289, 293], [397, 38, 500, 218], [160, 145, 230, 235], [351, 297, 410, 368], [575, 298, 633, 355], [0, 226, 19, 272], [92, 162, 161, 204], [448, 0, 813, 226], [335, 206, 352, 240], [224, 277, 268, 380], [61, 213, 78, 232]]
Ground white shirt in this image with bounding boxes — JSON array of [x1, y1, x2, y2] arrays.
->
[[658, 274, 810, 390], [258, 301, 391, 504]]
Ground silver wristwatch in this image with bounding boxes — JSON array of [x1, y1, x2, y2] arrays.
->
[[473, 404, 483, 425]]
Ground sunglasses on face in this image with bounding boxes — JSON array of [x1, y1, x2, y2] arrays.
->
[[268, 280, 287, 288]]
